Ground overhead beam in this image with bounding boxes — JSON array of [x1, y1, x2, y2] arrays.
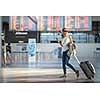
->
[[27, 16, 37, 24]]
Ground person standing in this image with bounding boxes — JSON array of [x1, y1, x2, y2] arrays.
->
[[1, 40, 6, 67], [6, 43, 12, 64], [59, 28, 79, 78]]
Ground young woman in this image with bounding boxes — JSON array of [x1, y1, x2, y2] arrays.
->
[[59, 28, 79, 78]]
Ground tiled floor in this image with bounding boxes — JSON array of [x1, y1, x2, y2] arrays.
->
[[0, 54, 100, 83], [0, 67, 98, 83]]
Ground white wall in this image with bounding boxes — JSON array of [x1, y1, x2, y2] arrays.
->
[[76, 43, 100, 58]]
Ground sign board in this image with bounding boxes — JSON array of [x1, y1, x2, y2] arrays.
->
[[10, 16, 37, 31], [38, 16, 92, 31], [28, 38, 36, 64]]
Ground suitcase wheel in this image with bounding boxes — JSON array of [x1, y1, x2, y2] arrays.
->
[[92, 75, 94, 78], [88, 77, 91, 80]]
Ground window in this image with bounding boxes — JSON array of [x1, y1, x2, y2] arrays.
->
[[40, 32, 96, 43]]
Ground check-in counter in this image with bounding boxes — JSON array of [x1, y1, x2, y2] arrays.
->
[[12, 43, 62, 64]]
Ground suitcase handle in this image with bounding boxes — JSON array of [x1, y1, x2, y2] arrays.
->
[[74, 55, 80, 65]]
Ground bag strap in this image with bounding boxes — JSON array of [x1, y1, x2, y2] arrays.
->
[[69, 36, 73, 44], [69, 36, 76, 49]]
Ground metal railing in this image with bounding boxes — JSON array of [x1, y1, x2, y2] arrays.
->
[[11, 50, 61, 64], [12, 51, 28, 64]]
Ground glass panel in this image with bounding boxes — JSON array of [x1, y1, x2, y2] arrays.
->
[[40, 32, 97, 43]]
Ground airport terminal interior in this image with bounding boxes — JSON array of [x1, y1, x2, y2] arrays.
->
[[0, 16, 100, 83]]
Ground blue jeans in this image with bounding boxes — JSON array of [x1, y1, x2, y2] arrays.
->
[[62, 50, 76, 75]]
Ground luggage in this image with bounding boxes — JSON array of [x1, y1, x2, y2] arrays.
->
[[74, 55, 96, 79]]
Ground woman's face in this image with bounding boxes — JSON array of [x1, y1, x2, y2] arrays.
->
[[63, 29, 68, 36]]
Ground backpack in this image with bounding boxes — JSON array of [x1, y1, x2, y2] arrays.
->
[[67, 36, 76, 56]]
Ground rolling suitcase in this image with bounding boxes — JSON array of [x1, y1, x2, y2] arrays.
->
[[74, 55, 96, 79]]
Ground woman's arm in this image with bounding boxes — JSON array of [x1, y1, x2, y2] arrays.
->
[[59, 41, 63, 47]]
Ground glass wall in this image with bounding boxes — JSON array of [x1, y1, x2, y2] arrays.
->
[[40, 32, 100, 43], [40, 32, 60, 43]]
